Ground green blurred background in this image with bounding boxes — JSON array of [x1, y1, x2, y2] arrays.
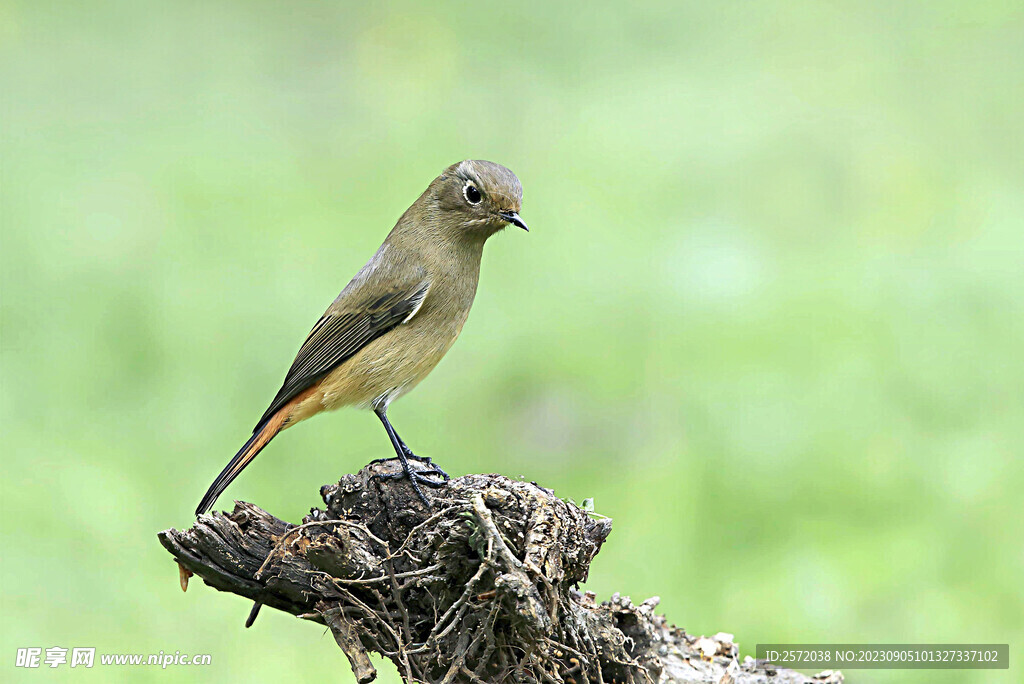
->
[[2, 1, 1021, 682]]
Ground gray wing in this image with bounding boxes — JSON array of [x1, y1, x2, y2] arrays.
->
[[253, 270, 429, 430]]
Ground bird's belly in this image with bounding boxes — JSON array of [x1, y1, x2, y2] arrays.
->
[[311, 325, 458, 414]]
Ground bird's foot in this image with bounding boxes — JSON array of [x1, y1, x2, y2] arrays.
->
[[402, 446, 450, 480], [370, 456, 449, 505], [368, 450, 450, 480]]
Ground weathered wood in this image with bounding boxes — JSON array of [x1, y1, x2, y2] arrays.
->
[[159, 459, 843, 684]]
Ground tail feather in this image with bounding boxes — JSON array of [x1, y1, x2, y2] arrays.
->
[[195, 418, 283, 516]]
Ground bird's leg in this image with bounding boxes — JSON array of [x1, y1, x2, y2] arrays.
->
[[370, 408, 449, 476], [387, 417, 450, 480], [371, 408, 449, 504]]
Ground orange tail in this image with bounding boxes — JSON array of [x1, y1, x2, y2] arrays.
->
[[195, 412, 287, 516]]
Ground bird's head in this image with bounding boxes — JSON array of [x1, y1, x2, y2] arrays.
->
[[432, 160, 527, 238]]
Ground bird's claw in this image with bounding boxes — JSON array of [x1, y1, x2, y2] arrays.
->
[[401, 447, 450, 479], [370, 457, 450, 505], [371, 451, 450, 480]]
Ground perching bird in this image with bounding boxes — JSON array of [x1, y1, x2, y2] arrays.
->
[[195, 160, 526, 516]]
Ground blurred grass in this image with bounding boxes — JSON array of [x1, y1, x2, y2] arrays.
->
[[2, 1, 1022, 682]]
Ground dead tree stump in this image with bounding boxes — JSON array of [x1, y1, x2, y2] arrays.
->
[[159, 459, 844, 684]]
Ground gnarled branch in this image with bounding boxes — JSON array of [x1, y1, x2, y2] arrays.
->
[[159, 460, 843, 684]]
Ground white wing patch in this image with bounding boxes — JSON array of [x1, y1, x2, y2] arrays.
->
[[402, 283, 430, 324]]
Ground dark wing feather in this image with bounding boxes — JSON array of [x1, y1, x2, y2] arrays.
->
[[253, 279, 430, 430]]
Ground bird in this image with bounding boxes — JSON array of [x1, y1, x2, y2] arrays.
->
[[195, 160, 527, 516]]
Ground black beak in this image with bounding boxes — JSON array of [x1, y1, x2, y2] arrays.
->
[[499, 211, 529, 232]]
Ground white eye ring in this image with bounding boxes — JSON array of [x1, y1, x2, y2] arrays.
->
[[463, 182, 483, 205]]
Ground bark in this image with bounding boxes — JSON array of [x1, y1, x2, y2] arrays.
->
[[159, 459, 844, 684]]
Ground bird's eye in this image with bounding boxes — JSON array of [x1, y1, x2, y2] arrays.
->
[[463, 182, 482, 205]]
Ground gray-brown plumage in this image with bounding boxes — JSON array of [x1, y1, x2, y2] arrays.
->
[[196, 160, 526, 515]]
